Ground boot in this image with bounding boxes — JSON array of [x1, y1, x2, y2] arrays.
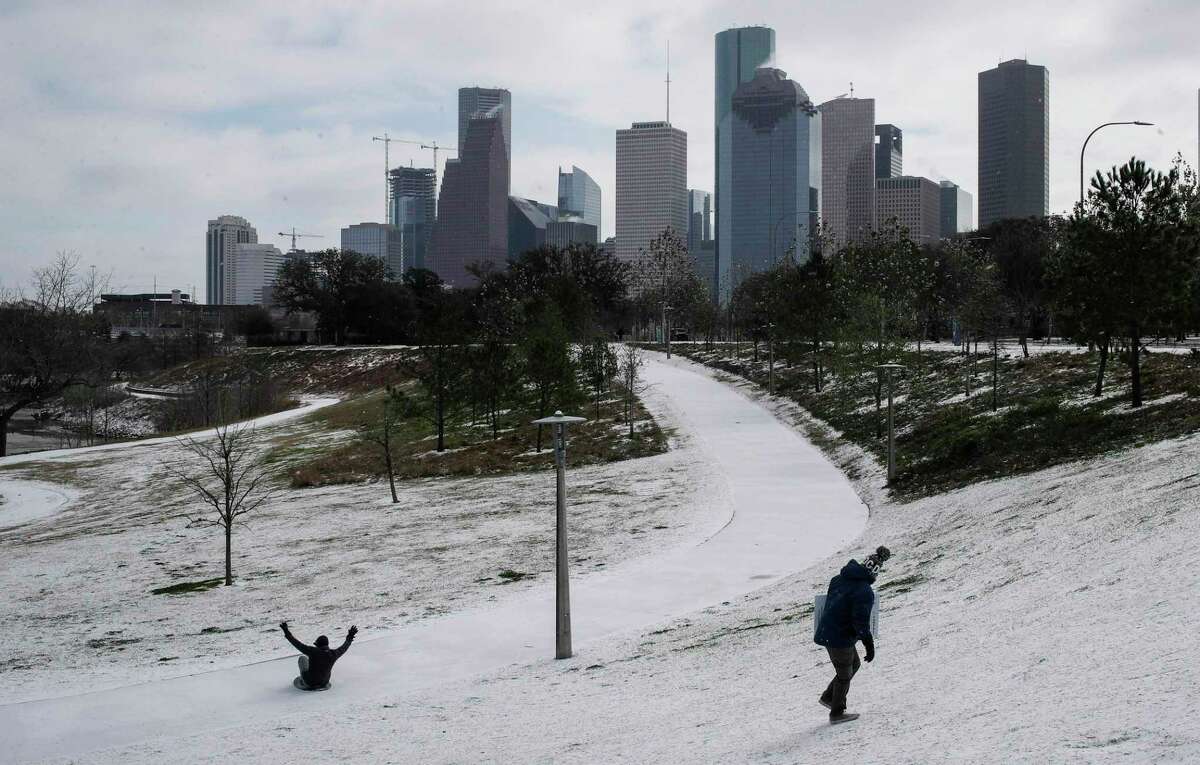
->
[[829, 711, 859, 725]]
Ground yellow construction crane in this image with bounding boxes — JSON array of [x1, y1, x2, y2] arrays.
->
[[278, 228, 324, 252]]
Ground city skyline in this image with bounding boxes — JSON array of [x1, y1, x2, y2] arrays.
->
[[1, 2, 1196, 292]]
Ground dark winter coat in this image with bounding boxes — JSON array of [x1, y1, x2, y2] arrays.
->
[[814, 559, 876, 648], [284, 630, 355, 687]]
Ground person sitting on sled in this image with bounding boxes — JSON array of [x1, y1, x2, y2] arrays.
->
[[280, 621, 357, 690]]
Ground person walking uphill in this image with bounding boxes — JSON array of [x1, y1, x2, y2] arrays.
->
[[814, 546, 890, 724], [281, 621, 357, 691]]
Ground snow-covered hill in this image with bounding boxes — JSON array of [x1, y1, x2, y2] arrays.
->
[[7, 354, 1200, 763]]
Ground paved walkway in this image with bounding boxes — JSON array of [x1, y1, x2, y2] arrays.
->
[[3, 354, 868, 762]]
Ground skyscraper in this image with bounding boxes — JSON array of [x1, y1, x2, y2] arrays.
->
[[728, 68, 822, 295], [615, 121, 687, 266], [939, 181, 974, 237], [206, 215, 257, 305], [876, 176, 942, 242], [687, 189, 712, 256], [819, 97, 876, 245], [557, 165, 601, 231], [715, 26, 775, 303], [225, 243, 286, 305], [390, 166, 436, 273], [508, 196, 555, 258], [429, 109, 509, 288], [341, 222, 404, 277], [978, 59, 1049, 227], [875, 124, 903, 179], [459, 87, 511, 170]]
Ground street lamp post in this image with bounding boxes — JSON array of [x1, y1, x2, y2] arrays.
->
[[767, 321, 776, 394], [876, 364, 905, 484], [663, 304, 674, 359], [1080, 120, 1154, 207], [531, 410, 587, 660]]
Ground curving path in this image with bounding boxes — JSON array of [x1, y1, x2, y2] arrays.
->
[[2, 354, 868, 763]]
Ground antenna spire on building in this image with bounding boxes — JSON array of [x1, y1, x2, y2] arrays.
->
[[850, 81, 855, 98], [665, 40, 672, 124]]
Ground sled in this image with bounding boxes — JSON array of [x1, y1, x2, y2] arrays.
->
[[293, 676, 332, 692]]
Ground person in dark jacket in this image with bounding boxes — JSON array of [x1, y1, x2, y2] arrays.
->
[[814, 558, 877, 723], [281, 621, 357, 690]]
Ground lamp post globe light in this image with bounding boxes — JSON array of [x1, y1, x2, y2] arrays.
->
[[1079, 121, 1154, 206], [875, 363, 905, 484], [530, 410, 588, 659]]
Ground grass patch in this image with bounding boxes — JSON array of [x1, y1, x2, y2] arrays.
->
[[150, 577, 225, 596], [497, 569, 530, 584]]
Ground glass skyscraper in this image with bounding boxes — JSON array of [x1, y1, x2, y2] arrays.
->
[[614, 121, 687, 267], [458, 87, 511, 169], [978, 59, 1048, 227], [557, 165, 601, 231], [390, 166, 436, 273], [341, 222, 404, 278], [875, 124, 903, 179], [715, 26, 775, 303], [728, 68, 821, 294]]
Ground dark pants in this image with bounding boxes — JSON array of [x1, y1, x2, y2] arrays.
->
[[820, 645, 861, 713]]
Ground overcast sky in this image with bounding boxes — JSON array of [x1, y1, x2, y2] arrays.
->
[[1, 0, 1196, 295]]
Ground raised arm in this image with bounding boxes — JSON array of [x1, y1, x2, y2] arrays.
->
[[280, 622, 315, 656], [335, 625, 358, 657]]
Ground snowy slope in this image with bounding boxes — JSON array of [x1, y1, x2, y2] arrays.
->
[[10, 353, 1200, 763], [2, 353, 867, 761]]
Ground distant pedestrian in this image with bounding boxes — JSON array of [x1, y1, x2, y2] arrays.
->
[[814, 546, 890, 724], [280, 621, 357, 690]]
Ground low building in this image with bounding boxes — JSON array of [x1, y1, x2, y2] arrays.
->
[[546, 219, 598, 248], [341, 222, 404, 278]]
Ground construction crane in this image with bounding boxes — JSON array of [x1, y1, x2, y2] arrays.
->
[[373, 135, 457, 224], [278, 228, 324, 252]]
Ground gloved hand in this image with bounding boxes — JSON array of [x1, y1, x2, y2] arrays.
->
[[348, 625, 358, 639], [279, 621, 289, 632], [862, 635, 875, 663]]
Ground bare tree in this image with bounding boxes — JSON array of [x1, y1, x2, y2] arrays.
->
[[358, 385, 409, 504], [619, 343, 646, 438], [164, 424, 273, 586]]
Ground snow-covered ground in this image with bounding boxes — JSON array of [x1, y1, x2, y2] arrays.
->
[[6, 353, 1200, 763], [1, 353, 868, 762], [0, 480, 80, 529]]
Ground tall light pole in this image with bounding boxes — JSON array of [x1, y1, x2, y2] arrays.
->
[[876, 363, 905, 484], [663, 305, 674, 358], [1080, 121, 1154, 207], [531, 410, 587, 659]]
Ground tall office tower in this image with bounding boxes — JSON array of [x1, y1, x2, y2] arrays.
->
[[341, 222, 404, 277], [715, 26, 775, 303], [978, 59, 1049, 227], [546, 219, 598, 248], [508, 197, 555, 258], [557, 165, 601, 230], [459, 87, 511, 170], [728, 68, 822, 296], [206, 215, 257, 305], [876, 176, 942, 242], [687, 189, 712, 256], [819, 97, 876, 246], [614, 121, 688, 268], [390, 166, 436, 273], [875, 124, 903, 179], [224, 243, 286, 305], [939, 181, 974, 237], [429, 109, 509, 288]]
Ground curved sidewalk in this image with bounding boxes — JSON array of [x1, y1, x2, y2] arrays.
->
[[3, 353, 867, 762]]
